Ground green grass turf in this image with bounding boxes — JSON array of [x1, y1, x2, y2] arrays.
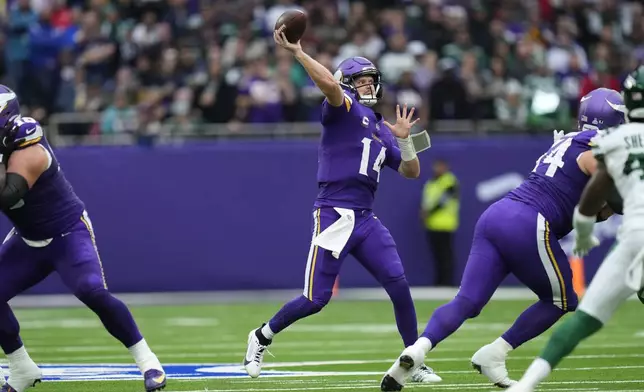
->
[[5, 299, 644, 391]]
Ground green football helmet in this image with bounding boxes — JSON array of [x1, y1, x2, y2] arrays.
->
[[622, 65, 644, 121]]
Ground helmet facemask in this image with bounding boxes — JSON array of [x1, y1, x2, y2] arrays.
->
[[334, 69, 383, 107]]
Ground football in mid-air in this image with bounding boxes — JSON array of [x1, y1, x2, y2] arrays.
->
[[274, 10, 307, 43]]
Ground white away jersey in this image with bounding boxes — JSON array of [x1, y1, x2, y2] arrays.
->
[[591, 122, 644, 230]]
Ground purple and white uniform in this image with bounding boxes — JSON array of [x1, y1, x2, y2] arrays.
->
[[419, 87, 627, 353], [0, 115, 107, 301], [262, 57, 418, 350]]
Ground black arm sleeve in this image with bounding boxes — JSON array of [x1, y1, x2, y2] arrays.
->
[[0, 173, 28, 211], [605, 184, 623, 215]]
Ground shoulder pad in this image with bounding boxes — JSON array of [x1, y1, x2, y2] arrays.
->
[[13, 117, 44, 149], [573, 129, 599, 146]]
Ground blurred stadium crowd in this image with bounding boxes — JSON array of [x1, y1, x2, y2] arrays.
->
[[1, 0, 643, 136]]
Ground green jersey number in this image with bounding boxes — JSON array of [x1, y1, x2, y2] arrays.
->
[[623, 153, 644, 179]]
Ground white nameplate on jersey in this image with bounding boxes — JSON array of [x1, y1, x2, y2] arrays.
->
[[411, 130, 431, 153], [362, 117, 369, 128]]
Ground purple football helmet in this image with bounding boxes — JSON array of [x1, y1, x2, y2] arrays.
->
[[0, 85, 20, 130], [577, 87, 626, 132], [334, 57, 382, 107]]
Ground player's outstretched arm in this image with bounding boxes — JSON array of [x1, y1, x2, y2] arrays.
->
[[384, 104, 421, 179], [578, 161, 614, 217], [273, 28, 343, 107], [0, 146, 48, 211]]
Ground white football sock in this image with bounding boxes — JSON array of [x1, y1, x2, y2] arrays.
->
[[521, 358, 552, 387], [128, 339, 162, 373], [492, 337, 513, 354], [415, 337, 433, 355], [7, 346, 34, 368], [261, 323, 275, 340]]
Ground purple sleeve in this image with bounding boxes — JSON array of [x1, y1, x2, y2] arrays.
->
[[14, 117, 44, 150], [386, 143, 402, 171], [321, 93, 354, 124], [574, 129, 599, 149]]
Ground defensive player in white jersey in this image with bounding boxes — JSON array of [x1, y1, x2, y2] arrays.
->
[[507, 66, 644, 392]]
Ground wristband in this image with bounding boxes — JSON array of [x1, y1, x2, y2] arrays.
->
[[396, 136, 417, 162]]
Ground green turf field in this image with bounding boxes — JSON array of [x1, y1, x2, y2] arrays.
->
[[6, 299, 643, 391]]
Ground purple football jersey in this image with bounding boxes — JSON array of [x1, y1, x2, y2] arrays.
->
[[507, 130, 598, 239], [4, 117, 85, 240], [314, 91, 402, 209]]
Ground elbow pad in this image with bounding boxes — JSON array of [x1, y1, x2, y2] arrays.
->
[[0, 173, 28, 211]]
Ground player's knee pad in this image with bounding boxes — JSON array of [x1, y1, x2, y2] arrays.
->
[[69, 272, 106, 297], [453, 294, 484, 319], [73, 284, 110, 308], [305, 295, 329, 314]]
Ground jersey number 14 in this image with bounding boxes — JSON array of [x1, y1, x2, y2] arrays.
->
[[359, 138, 387, 182], [533, 137, 574, 177]]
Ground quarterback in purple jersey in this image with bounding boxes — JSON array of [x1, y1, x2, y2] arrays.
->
[[0, 86, 165, 392], [243, 26, 439, 383], [381, 87, 626, 391]]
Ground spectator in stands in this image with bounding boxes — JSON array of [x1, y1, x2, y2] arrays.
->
[[429, 58, 468, 121], [412, 50, 437, 92], [482, 56, 510, 119], [5, 0, 37, 102], [557, 53, 587, 116], [579, 62, 620, 99], [496, 79, 528, 130], [379, 32, 416, 84], [237, 57, 283, 123], [76, 10, 117, 87], [55, 48, 78, 113], [100, 88, 138, 133], [460, 51, 484, 117], [197, 56, 237, 124], [0, 0, 640, 138]]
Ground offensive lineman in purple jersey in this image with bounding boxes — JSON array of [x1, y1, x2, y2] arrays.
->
[[0, 86, 166, 392], [381, 87, 627, 391], [242, 27, 440, 383]]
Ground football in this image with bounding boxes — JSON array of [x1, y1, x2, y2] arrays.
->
[[274, 10, 307, 43]]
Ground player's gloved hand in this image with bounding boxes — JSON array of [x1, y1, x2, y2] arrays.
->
[[553, 129, 565, 142], [572, 206, 600, 257]]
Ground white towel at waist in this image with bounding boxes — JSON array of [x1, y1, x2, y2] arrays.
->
[[312, 207, 355, 259]]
